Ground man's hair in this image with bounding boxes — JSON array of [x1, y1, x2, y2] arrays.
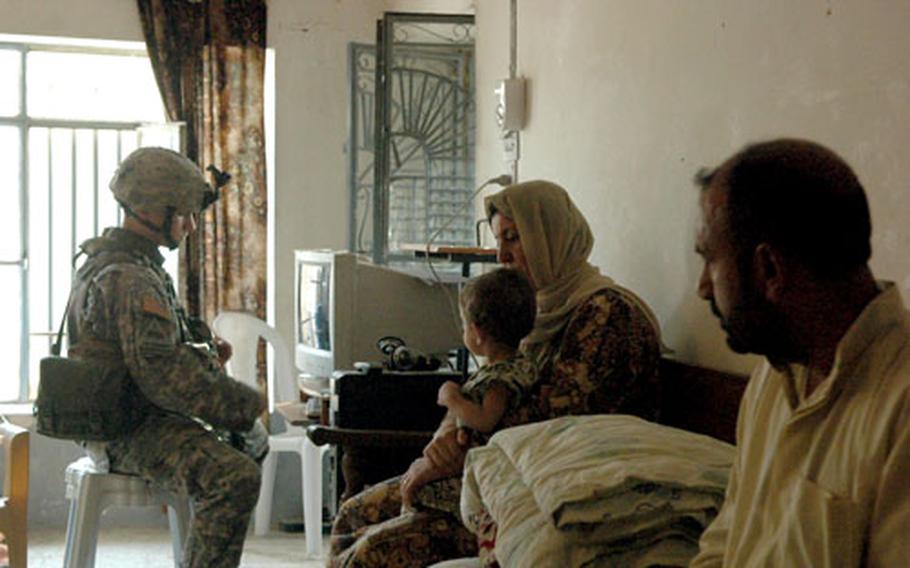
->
[[460, 268, 536, 349], [695, 139, 872, 278]]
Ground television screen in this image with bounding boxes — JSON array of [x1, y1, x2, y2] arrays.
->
[[297, 260, 331, 351]]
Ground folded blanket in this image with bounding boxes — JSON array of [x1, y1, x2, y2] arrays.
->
[[461, 415, 735, 567]]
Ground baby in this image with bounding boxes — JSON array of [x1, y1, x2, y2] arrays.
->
[[400, 267, 537, 508]]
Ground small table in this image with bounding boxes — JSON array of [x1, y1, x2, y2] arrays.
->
[[400, 244, 497, 277], [277, 401, 434, 502]]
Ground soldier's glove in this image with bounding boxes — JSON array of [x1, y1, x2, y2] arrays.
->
[[231, 417, 269, 464]]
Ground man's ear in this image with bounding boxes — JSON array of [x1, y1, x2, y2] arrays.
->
[[753, 243, 787, 302]]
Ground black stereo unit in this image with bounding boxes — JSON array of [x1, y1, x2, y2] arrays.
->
[[330, 363, 461, 430]]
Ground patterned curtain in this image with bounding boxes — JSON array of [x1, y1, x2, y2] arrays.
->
[[137, 0, 268, 325]]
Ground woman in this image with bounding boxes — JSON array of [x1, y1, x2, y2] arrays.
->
[[329, 180, 662, 568]]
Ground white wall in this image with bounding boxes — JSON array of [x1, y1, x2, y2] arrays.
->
[[0, 0, 141, 41], [269, 0, 474, 362], [266, 0, 473, 532], [268, 0, 383, 371], [476, 0, 910, 374]]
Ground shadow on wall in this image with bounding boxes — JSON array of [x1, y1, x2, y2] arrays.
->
[[659, 216, 761, 376]]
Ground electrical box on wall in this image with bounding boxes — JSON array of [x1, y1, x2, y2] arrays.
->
[[501, 131, 520, 161], [495, 78, 526, 131]]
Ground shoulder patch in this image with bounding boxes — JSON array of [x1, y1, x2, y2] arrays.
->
[[141, 294, 173, 321]]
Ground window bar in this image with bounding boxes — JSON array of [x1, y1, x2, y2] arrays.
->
[[116, 130, 122, 226], [18, 45, 29, 400], [70, 128, 77, 272], [372, 17, 389, 265], [416, 79, 444, 136], [413, 72, 430, 137], [93, 129, 99, 237], [46, 130, 54, 355], [398, 69, 409, 133], [347, 43, 359, 252]]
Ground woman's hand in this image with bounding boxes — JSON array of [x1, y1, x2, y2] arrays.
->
[[423, 425, 469, 475], [400, 457, 439, 507], [437, 381, 462, 408]]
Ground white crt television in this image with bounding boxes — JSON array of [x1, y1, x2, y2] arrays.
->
[[294, 249, 463, 378]]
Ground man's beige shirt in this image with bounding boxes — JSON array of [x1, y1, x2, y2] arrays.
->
[[691, 283, 910, 567]]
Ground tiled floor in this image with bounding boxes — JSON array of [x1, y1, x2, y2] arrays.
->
[[28, 527, 327, 568]]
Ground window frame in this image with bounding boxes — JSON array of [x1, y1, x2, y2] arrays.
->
[[0, 38, 173, 402]]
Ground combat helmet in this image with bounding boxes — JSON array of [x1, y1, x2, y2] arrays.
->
[[110, 147, 216, 215], [109, 147, 224, 249]]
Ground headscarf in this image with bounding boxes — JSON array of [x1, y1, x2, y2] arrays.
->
[[484, 180, 662, 355]]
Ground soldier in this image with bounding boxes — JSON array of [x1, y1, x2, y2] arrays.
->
[[66, 147, 267, 568]]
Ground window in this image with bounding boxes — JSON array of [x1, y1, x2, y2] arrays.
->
[[0, 35, 180, 402], [348, 14, 476, 265]]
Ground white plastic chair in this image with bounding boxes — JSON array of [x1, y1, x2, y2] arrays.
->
[[62, 456, 191, 568], [212, 311, 326, 558]]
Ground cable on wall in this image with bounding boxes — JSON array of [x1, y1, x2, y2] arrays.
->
[[424, 174, 513, 369]]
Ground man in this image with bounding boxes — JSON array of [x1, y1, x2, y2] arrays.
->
[[690, 139, 910, 567], [67, 147, 267, 568]]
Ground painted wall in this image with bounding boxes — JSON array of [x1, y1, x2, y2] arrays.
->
[[0, 0, 141, 41], [270, 0, 475, 362], [267, 0, 473, 529], [475, 0, 910, 375]]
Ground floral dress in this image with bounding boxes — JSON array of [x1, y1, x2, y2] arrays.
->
[[459, 353, 538, 443], [328, 288, 661, 568], [401, 353, 537, 517]]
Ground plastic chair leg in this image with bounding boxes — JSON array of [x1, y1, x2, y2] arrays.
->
[[167, 497, 191, 567], [254, 451, 278, 536], [63, 475, 103, 568], [303, 438, 324, 558]]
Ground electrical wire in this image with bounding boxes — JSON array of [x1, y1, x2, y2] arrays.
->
[[424, 175, 513, 371]]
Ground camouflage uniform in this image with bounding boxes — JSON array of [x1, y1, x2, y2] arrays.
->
[[67, 226, 265, 568]]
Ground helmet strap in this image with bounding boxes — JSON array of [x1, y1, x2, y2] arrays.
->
[[120, 202, 180, 250], [160, 207, 179, 250]]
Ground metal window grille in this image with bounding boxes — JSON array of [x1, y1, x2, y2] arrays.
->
[[348, 14, 477, 266], [0, 39, 179, 402]]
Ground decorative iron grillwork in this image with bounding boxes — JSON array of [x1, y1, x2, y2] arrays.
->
[[348, 14, 476, 263]]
